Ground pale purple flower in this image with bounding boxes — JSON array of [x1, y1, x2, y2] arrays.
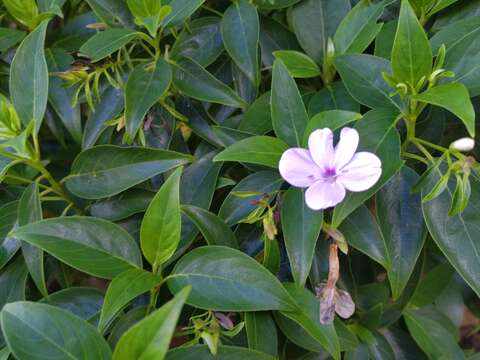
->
[[279, 127, 382, 210]]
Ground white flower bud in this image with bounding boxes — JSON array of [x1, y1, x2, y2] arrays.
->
[[450, 137, 475, 152]]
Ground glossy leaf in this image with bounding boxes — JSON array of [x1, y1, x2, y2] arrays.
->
[[238, 91, 273, 135], [162, 0, 205, 27], [65, 145, 192, 199], [181, 205, 238, 248], [422, 174, 480, 297], [391, 0, 432, 85], [245, 312, 278, 356], [1, 301, 112, 360], [89, 189, 153, 222], [271, 59, 309, 146], [376, 167, 426, 299], [113, 286, 190, 359], [11, 217, 142, 279], [172, 57, 247, 108], [18, 183, 47, 297], [79, 28, 139, 62], [168, 246, 297, 311], [414, 83, 475, 137], [166, 345, 276, 360], [98, 268, 163, 333], [124, 59, 172, 141], [10, 21, 49, 131], [0, 202, 20, 270], [281, 187, 323, 286], [334, 54, 403, 111], [308, 81, 360, 116], [141, 167, 182, 266], [273, 50, 321, 78], [85, 0, 133, 27], [0, 28, 25, 52], [214, 136, 288, 168], [221, 0, 259, 86]]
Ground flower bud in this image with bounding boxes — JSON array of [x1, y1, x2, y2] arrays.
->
[[450, 137, 475, 152]]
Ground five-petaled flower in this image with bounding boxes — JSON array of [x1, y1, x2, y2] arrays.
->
[[279, 127, 382, 210]]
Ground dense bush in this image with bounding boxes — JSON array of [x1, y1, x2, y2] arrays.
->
[[0, 0, 479, 358]]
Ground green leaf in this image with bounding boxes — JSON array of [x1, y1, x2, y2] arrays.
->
[[2, 0, 38, 29], [0, 28, 25, 52], [46, 47, 82, 143], [18, 183, 47, 297], [79, 28, 139, 62], [166, 345, 276, 360], [404, 308, 465, 360], [40, 287, 104, 322], [273, 50, 321, 78], [10, 21, 49, 131], [332, 109, 403, 227], [1, 302, 111, 360], [181, 205, 238, 248], [11, 217, 142, 279], [219, 171, 283, 225], [124, 60, 172, 142], [334, 0, 389, 54], [82, 86, 124, 149], [168, 246, 297, 311], [281, 187, 323, 287], [238, 91, 273, 135], [0, 202, 20, 270], [162, 0, 205, 27], [113, 286, 190, 360], [253, 0, 300, 9], [422, 174, 480, 297], [377, 167, 426, 299], [391, 0, 432, 85], [221, 0, 259, 87], [339, 204, 390, 269], [98, 268, 163, 333], [308, 81, 360, 116], [214, 136, 288, 168], [65, 145, 192, 199], [271, 59, 309, 146], [85, 0, 133, 28], [410, 263, 454, 307], [141, 167, 182, 267], [245, 312, 278, 357], [279, 284, 340, 360], [0, 257, 28, 311], [259, 17, 301, 67], [290, 0, 350, 64], [89, 189, 153, 222], [127, 0, 163, 37], [334, 54, 403, 111], [172, 57, 247, 108], [374, 20, 397, 59], [414, 83, 475, 137], [430, 17, 480, 97], [303, 110, 362, 146], [171, 17, 223, 67]]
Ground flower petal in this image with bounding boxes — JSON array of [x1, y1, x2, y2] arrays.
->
[[305, 180, 346, 210], [335, 288, 355, 319], [334, 127, 359, 170], [308, 128, 334, 170], [279, 148, 321, 187], [338, 152, 382, 192]]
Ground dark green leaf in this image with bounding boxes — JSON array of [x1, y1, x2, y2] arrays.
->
[[391, 0, 432, 85], [273, 50, 321, 78], [281, 187, 323, 286], [238, 91, 273, 135], [168, 246, 297, 311], [124, 59, 172, 141], [410, 263, 454, 307], [0, 202, 20, 270], [271, 59, 309, 146], [98, 268, 163, 333], [166, 345, 276, 360], [12, 217, 142, 279], [65, 145, 192, 199], [89, 189, 153, 221], [79, 28, 139, 62], [221, 0, 259, 86], [1, 302, 112, 360], [308, 81, 360, 116], [162, 0, 205, 28], [172, 57, 247, 108], [414, 83, 475, 137], [214, 135, 288, 168], [376, 167, 426, 299], [181, 205, 238, 248], [245, 312, 278, 357], [0, 28, 25, 52], [10, 21, 49, 131], [85, 0, 133, 27]]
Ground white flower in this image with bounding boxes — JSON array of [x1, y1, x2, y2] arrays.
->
[[278, 128, 382, 210], [450, 137, 475, 152]]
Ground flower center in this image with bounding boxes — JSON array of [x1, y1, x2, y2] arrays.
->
[[323, 167, 337, 178]]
